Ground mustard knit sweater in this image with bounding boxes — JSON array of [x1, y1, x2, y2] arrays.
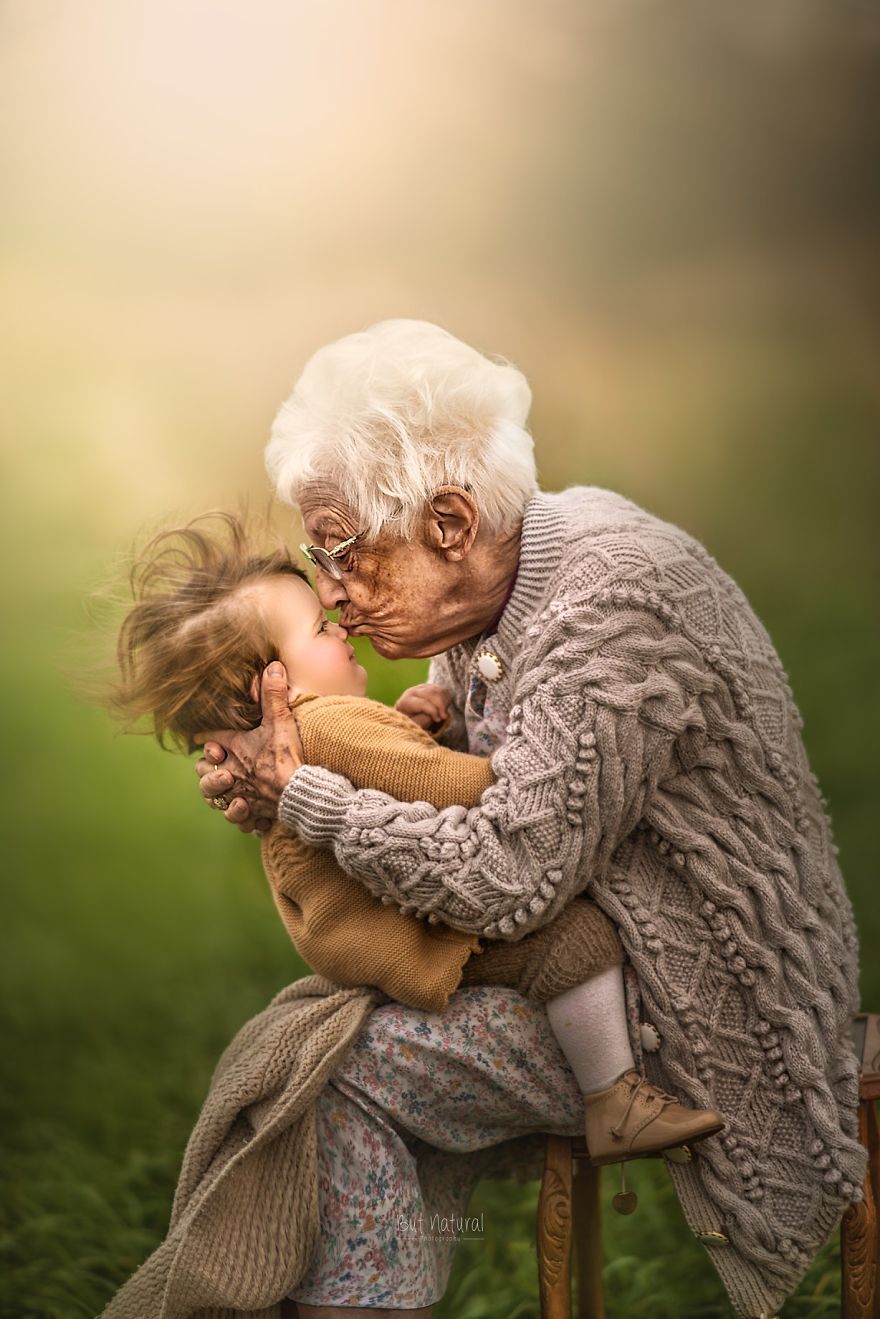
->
[[262, 694, 621, 1011]]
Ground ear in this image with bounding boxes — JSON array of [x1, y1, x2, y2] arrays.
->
[[250, 668, 298, 705], [423, 486, 480, 561]]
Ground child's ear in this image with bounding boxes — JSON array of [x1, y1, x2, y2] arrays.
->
[[250, 668, 299, 707]]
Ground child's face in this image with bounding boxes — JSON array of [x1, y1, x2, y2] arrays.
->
[[248, 574, 368, 700]]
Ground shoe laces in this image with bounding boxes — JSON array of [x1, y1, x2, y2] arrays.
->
[[610, 1073, 678, 1139]]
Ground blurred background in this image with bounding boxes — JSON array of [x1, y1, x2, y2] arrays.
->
[[2, 1, 878, 1314]]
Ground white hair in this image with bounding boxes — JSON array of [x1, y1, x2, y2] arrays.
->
[[265, 319, 537, 541]]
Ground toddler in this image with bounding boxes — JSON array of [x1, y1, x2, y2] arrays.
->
[[109, 512, 723, 1168]]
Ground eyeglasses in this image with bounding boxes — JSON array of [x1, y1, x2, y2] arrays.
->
[[299, 532, 361, 581]]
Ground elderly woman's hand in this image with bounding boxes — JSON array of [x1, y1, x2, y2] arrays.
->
[[195, 661, 304, 834]]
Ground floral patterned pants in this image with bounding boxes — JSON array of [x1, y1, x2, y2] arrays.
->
[[288, 986, 585, 1309]]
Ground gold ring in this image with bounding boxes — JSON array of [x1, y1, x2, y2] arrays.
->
[[212, 795, 231, 811]]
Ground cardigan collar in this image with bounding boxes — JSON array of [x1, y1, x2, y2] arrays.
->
[[449, 488, 571, 676], [495, 489, 571, 658]]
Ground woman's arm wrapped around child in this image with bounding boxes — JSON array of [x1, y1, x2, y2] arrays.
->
[[262, 693, 622, 1011]]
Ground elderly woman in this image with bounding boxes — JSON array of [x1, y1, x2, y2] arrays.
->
[[195, 320, 864, 1319]]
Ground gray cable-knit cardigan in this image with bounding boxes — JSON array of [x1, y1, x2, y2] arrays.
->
[[280, 486, 867, 1319]]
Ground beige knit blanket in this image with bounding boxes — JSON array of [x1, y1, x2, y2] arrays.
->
[[101, 975, 384, 1319]]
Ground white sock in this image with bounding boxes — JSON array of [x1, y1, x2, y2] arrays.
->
[[545, 966, 636, 1094]]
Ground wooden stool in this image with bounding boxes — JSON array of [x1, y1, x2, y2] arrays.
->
[[536, 1012, 880, 1319]]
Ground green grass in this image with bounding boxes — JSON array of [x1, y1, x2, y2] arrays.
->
[[438, 1165, 844, 1319], [2, 415, 877, 1318]]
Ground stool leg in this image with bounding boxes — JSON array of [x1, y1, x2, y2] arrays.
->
[[573, 1162, 604, 1319], [538, 1135, 574, 1319], [841, 1097, 879, 1318]]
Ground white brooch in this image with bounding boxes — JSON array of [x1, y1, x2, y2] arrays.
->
[[474, 649, 505, 683], [640, 1022, 662, 1053]]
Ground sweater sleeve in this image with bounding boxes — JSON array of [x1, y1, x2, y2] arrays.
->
[[279, 604, 701, 939], [297, 696, 494, 808]]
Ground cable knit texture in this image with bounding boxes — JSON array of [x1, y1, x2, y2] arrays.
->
[[264, 694, 621, 1010], [460, 897, 623, 999], [279, 486, 866, 1318]]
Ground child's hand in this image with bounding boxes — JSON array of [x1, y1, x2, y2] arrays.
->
[[395, 683, 452, 733]]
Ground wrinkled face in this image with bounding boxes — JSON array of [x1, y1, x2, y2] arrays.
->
[[244, 573, 368, 698], [298, 485, 457, 660]]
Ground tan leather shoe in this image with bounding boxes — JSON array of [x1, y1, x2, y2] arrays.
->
[[583, 1070, 724, 1167]]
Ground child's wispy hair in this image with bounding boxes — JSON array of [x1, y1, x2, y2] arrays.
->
[[107, 511, 307, 752]]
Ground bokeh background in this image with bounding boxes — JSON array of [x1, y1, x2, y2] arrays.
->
[[2, 1, 878, 1315]]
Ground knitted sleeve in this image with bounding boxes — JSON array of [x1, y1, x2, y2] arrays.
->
[[279, 602, 703, 940], [297, 695, 494, 807]]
